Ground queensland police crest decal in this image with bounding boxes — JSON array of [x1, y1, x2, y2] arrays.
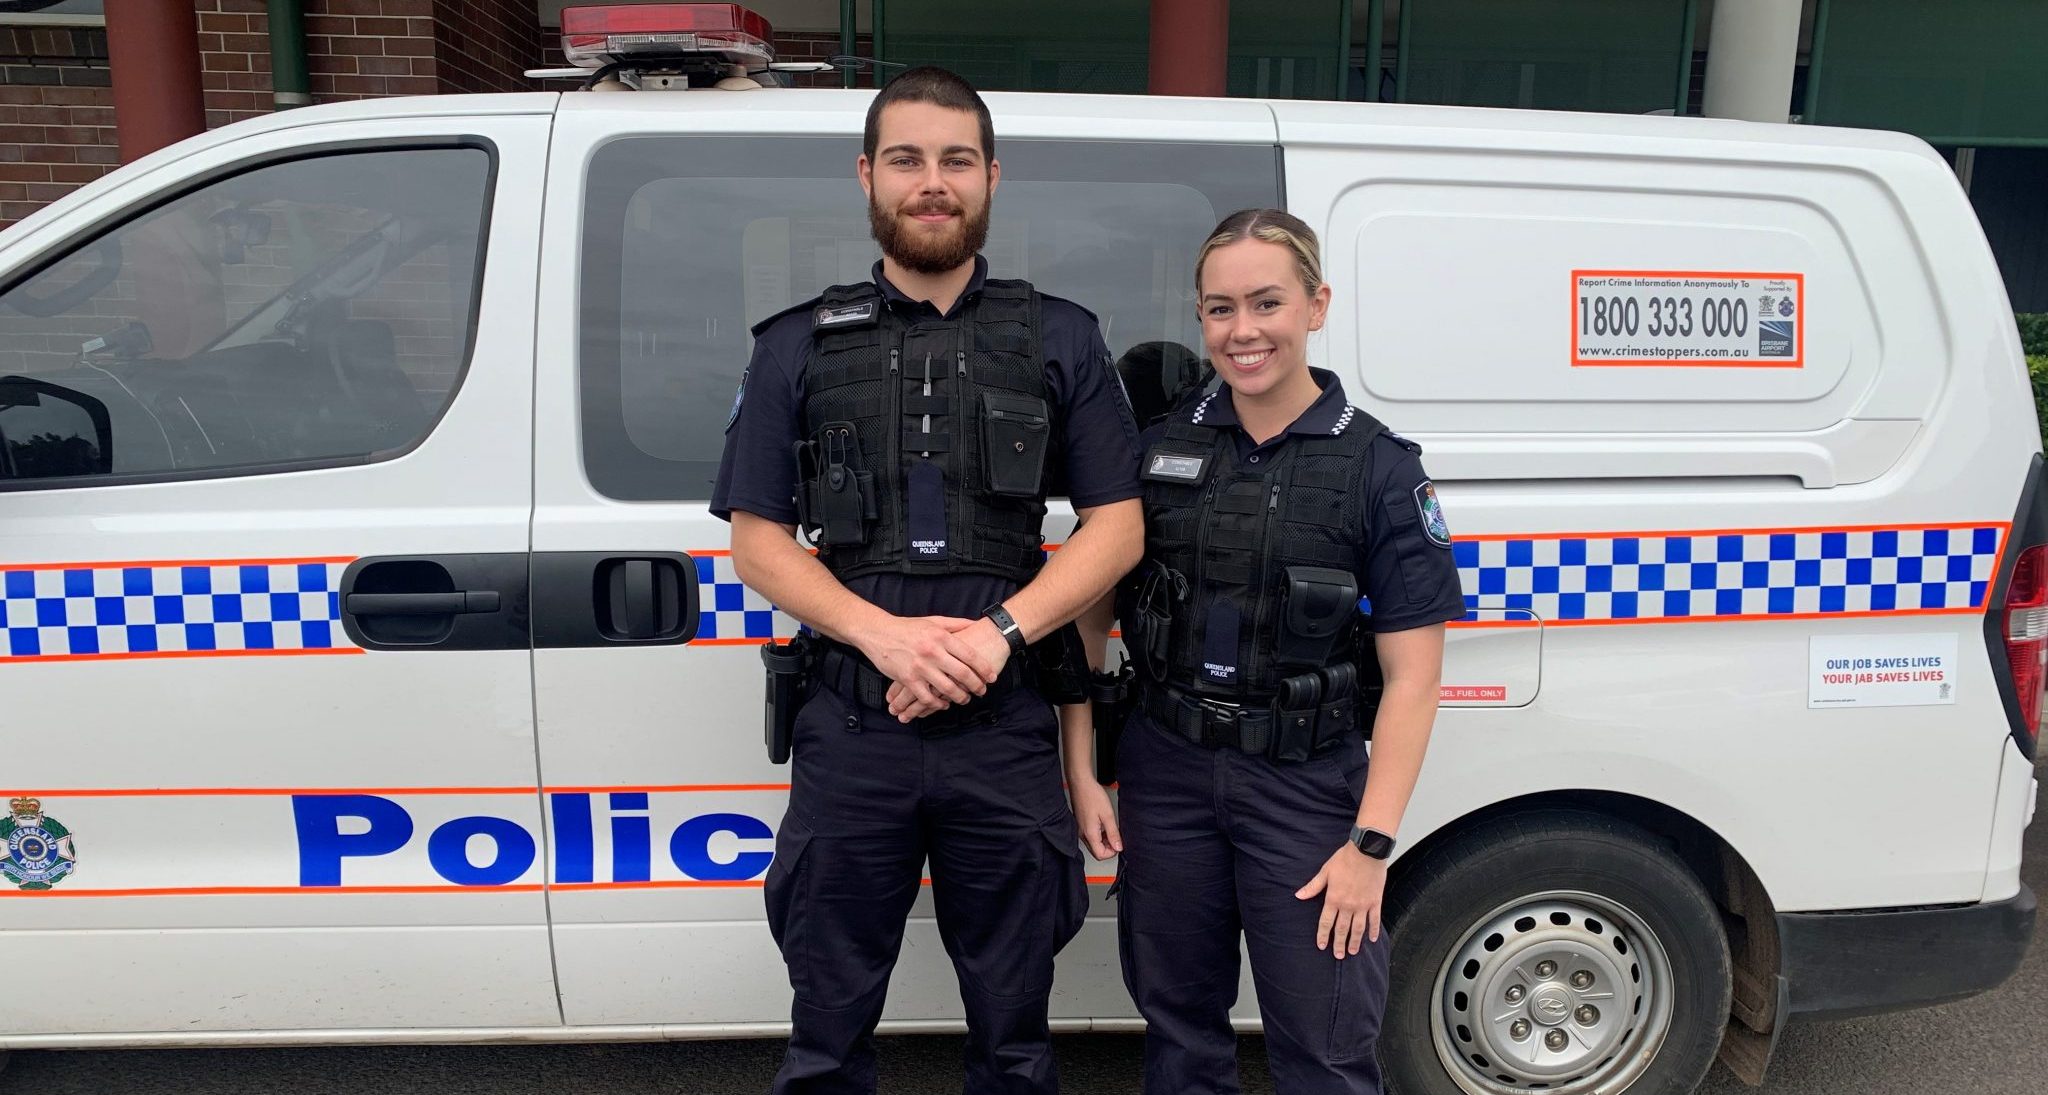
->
[[1414, 480, 1451, 547], [725, 368, 748, 433], [2, 797, 77, 890]]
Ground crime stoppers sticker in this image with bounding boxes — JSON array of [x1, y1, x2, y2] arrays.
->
[[1572, 270, 1803, 367]]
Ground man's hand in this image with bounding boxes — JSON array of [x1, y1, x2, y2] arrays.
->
[[884, 616, 1013, 722], [864, 615, 1002, 722], [1295, 843, 1389, 958], [1067, 777, 1122, 860]]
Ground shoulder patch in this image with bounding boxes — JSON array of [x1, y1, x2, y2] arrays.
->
[[724, 368, 748, 432], [1414, 480, 1451, 547], [813, 300, 877, 330]]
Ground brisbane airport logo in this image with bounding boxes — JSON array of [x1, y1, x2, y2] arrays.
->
[[2, 796, 78, 891], [1759, 320, 1796, 358]]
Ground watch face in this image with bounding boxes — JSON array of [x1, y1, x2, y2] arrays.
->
[[1352, 827, 1395, 859]]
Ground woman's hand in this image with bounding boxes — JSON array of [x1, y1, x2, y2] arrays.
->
[[1067, 776, 1123, 860], [1295, 844, 1388, 957]]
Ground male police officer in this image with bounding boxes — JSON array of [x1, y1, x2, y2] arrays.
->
[[712, 68, 1145, 1095]]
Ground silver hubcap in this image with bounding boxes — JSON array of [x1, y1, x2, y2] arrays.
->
[[1429, 891, 1674, 1094]]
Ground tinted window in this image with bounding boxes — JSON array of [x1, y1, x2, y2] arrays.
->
[[579, 136, 1278, 501], [0, 146, 492, 486]]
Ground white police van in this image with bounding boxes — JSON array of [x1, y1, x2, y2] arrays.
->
[[0, 5, 2036, 1092]]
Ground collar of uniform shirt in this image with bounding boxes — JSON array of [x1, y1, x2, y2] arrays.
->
[[1199, 367, 1352, 438], [872, 255, 991, 321]]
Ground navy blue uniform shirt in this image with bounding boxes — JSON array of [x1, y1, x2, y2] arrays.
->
[[1139, 369, 1468, 634], [712, 256, 1143, 621]]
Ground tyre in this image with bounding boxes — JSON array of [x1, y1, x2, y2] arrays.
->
[[1381, 810, 1732, 1095]]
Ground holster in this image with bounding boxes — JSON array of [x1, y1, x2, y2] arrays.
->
[[1030, 621, 1090, 706], [760, 633, 815, 764], [1088, 661, 1135, 785]]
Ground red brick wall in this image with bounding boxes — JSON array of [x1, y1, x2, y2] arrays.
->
[[0, 25, 115, 228], [430, 0, 544, 95]]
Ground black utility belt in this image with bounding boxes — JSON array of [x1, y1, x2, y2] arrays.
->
[[1142, 666, 1360, 763], [815, 638, 1034, 733]]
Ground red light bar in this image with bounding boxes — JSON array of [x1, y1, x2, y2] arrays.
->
[[560, 4, 775, 70]]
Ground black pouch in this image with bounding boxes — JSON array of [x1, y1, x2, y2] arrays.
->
[[800, 422, 874, 546], [1316, 662, 1358, 746], [1276, 565, 1359, 668], [1128, 564, 1186, 681], [760, 635, 814, 764], [979, 390, 1051, 497], [1271, 671, 1324, 764], [1031, 621, 1090, 705]]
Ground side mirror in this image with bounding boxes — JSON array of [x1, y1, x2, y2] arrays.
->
[[0, 376, 114, 480]]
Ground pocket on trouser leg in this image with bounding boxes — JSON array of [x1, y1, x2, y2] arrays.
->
[[1325, 929, 1392, 1064], [763, 814, 816, 997], [1040, 810, 1089, 954]]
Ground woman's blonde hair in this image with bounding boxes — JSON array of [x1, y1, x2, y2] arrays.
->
[[1194, 208, 1324, 296]]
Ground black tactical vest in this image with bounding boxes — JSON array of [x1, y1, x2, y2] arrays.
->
[[1128, 392, 1389, 701], [794, 278, 1056, 582]]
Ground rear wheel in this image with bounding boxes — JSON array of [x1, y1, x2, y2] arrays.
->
[[1382, 810, 1731, 1095]]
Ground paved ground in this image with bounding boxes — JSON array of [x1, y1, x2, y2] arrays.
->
[[5, 770, 2041, 1095]]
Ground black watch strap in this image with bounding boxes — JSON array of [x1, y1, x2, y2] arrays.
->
[[1347, 825, 1396, 861], [982, 603, 1029, 656]]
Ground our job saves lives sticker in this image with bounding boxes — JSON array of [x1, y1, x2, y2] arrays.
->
[[1572, 270, 1803, 367]]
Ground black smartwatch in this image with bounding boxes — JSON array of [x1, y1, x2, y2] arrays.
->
[[1346, 825, 1396, 861], [981, 603, 1029, 657]]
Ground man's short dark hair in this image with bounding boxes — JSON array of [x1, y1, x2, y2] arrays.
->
[[863, 66, 995, 164]]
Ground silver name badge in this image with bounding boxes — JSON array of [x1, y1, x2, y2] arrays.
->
[[1146, 453, 1207, 482], [813, 301, 877, 328]]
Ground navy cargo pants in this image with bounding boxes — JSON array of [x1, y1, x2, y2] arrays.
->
[[764, 651, 1090, 1095], [1115, 713, 1390, 1095]]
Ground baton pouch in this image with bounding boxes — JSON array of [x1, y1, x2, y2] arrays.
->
[[761, 635, 813, 764], [1271, 671, 1325, 763], [1088, 661, 1134, 785], [1276, 565, 1359, 668], [1032, 621, 1091, 705], [796, 422, 875, 547]]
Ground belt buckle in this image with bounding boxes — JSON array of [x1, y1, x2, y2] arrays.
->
[[1196, 697, 1240, 749]]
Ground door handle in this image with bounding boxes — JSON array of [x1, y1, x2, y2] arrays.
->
[[531, 552, 698, 647], [337, 554, 529, 651], [345, 590, 501, 616]]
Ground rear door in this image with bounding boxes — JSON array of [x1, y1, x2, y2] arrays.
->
[[0, 110, 558, 1037], [531, 92, 1279, 1027]]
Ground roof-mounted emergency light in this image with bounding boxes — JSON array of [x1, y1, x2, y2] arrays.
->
[[560, 3, 774, 70], [527, 4, 833, 91]]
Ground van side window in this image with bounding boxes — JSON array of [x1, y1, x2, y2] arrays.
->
[[577, 136, 1279, 502], [0, 146, 492, 485]]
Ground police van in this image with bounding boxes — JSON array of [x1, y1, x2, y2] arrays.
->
[[0, 5, 2036, 1092]]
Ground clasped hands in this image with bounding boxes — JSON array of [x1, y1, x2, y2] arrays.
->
[[865, 613, 1015, 722]]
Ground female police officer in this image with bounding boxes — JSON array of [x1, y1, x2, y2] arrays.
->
[[1064, 209, 1466, 1094]]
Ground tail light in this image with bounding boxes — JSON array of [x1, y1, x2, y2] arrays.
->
[[560, 4, 775, 70], [2003, 543, 2047, 748]]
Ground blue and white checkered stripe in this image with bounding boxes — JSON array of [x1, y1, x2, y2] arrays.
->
[[1453, 526, 2004, 624], [694, 554, 795, 641], [1, 561, 349, 659]]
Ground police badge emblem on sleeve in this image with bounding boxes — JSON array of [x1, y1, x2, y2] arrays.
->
[[1415, 480, 1451, 547], [2, 796, 78, 890]]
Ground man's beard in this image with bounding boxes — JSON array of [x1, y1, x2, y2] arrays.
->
[[869, 192, 991, 276]]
